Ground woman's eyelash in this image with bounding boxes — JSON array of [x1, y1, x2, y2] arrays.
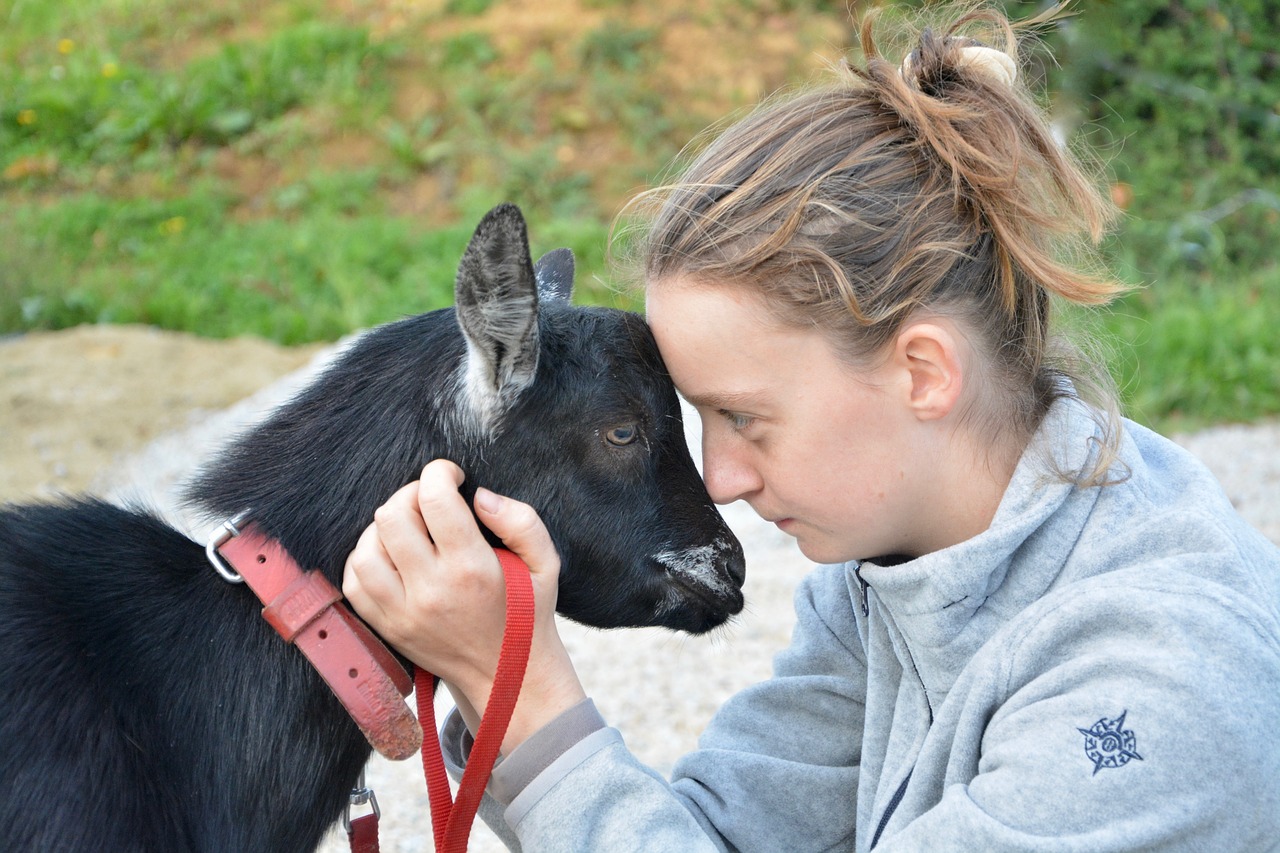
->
[[720, 410, 755, 430]]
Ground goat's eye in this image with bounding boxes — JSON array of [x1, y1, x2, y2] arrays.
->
[[604, 425, 638, 447]]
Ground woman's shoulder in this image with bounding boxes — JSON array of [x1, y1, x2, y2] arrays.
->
[[996, 553, 1280, 705], [1061, 416, 1280, 605]]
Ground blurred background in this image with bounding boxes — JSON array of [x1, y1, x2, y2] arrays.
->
[[2, 0, 1277, 433]]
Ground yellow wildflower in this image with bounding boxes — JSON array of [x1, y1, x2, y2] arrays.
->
[[57, 38, 75, 55], [159, 216, 187, 236], [17, 109, 37, 126], [102, 62, 119, 78]]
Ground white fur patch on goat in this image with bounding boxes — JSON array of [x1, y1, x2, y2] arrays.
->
[[456, 338, 503, 436], [653, 539, 737, 599]]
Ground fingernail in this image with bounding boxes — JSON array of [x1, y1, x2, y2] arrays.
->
[[474, 488, 503, 514]]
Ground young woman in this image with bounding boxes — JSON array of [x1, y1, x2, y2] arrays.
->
[[343, 6, 1280, 850]]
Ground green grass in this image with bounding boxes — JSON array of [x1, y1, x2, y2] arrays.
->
[[1099, 268, 1280, 433], [1, 23, 382, 159], [0, 0, 644, 339], [1, 0, 1276, 433], [0, 182, 622, 344]]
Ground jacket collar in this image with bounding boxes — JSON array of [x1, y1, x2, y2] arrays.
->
[[852, 398, 1105, 707]]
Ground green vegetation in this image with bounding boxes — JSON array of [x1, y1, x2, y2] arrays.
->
[[1103, 270, 1279, 431], [1, 0, 1276, 431], [1000, 0, 1280, 431], [0, 0, 651, 344]]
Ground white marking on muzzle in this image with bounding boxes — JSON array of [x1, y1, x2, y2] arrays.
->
[[653, 538, 737, 600]]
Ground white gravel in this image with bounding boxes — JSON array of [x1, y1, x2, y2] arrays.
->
[[93, 344, 1279, 853]]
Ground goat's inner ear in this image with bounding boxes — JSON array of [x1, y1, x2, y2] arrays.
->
[[454, 204, 542, 427]]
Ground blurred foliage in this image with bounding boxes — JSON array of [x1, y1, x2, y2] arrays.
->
[[1004, 0, 1280, 280], [0, 0, 1276, 428], [998, 0, 1280, 428], [0, 23, 386, 161]]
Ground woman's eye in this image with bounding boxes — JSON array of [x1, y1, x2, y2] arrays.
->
[[720, 410, 755, 431], [604, 425, 638, 446]]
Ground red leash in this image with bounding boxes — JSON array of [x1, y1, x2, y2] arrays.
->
[[417, 548, 536, 853]]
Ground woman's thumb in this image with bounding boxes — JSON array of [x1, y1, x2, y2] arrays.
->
[[473, 488, 560, 577]]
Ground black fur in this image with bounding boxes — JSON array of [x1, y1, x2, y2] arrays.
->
[[0, 204, 745, 851]]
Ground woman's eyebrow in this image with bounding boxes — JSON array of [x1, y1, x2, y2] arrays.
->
[[678, 388, 765, 410]]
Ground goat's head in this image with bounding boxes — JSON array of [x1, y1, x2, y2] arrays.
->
[[451, 204, 745, 634], [189, 204, 744, 635]]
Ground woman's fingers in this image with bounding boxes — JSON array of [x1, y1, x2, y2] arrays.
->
[[468, 485, 582, 753], [340, 459, 585, 753], [343, 461, 508, 665], [413, 460, 493, 565], [372, 479, 435, 569], [474, 487, 561, 587], [342, 519, 405, 627]]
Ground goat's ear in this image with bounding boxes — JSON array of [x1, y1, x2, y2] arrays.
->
[[455, 204, 540, 420], [534, 248, 574, 302]]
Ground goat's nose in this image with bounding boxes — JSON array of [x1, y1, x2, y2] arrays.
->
[[722, 542, 746, 588]]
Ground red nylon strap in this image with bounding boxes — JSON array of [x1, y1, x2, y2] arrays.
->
[[417, 548, 535, 853], [217, 524, 423, 761]]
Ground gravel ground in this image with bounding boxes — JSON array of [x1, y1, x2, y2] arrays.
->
[[9, 330, 1276, 852]]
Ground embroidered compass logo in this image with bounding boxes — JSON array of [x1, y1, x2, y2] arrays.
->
[[1077, 710, 1143, 775]]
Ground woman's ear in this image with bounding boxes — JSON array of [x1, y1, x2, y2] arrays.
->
[[892, 321, 966, 422]]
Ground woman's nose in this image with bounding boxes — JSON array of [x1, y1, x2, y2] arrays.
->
[[701, 431, 762, 506]]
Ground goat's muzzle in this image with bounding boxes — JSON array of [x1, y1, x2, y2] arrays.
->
[[650, 539, 746, 634]]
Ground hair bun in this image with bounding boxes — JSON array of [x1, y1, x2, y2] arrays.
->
[[900, 43, 1017, 89]]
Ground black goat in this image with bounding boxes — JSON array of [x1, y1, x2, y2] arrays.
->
[[0, 204, 746, 852]]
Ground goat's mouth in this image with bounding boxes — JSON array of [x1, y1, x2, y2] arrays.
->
[[654, 575, 744, 634], [650, 548, 746, 634]]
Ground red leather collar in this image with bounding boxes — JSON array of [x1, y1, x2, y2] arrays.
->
[[209, 519, 423, 761]]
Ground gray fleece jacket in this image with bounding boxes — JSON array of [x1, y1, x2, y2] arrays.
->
[[443, 399, 1280, 851]]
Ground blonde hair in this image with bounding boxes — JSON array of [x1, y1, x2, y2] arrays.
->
[[627, 3, 1129, 485]]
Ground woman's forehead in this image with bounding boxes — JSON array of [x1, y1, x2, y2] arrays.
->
[[645, 277, 776, 327], [646, 281, 847, 401]]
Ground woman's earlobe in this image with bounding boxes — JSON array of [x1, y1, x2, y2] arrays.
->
[[897, 322, 965, 421]]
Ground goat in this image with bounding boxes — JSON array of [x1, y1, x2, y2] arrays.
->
[[0, 203, 746, 852]]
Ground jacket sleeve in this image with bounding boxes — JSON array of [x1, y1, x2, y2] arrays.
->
[[878, 568, 1280, 852], [443, 562, 869, 851]]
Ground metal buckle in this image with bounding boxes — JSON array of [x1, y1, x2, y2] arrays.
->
[[343, 769, 380, 833], [204, 512, 251, 584]]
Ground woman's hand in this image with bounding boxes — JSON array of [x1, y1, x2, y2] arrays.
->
[[343, 459, 586, 754]]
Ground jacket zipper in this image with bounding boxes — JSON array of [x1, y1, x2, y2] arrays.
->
[[853, 562, 870, 616], [856, 559, 928, 849], [868, 769, 913, 850]]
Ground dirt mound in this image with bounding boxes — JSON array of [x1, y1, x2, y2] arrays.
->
[[0, 325, 323, 503]]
